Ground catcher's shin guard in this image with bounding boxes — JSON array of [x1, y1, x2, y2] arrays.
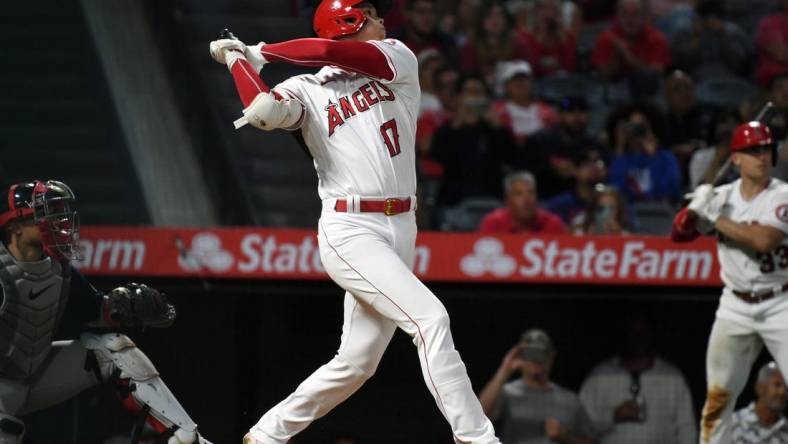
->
[[80, 333, 211, 444]]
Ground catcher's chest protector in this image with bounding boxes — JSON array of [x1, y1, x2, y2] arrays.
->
[[0, 243, 70, 379]]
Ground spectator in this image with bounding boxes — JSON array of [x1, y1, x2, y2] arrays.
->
[[647, 0, 691, 19], [688, 107, 741, 188], [670, 0, 751, 79], [606, 104, 681, 201], [523, 96, 601, 198], [546, 150, 609, 229], [417, 64, 461, 185], [479, 171, 567, 233], [579, 314, 697, 444], [460, 1, 532, 83], [431, 75, 516, 206], [768, 73, 788, 142], [732, 362, 788, 444], [391, 0, 458, 65], [418, 49, 445, 116], [660, 70, 716, 180], [479, 329, 598, 444], [591, 0, 671, 97], [505, 0, 531, 34], [580, 184, 632, 235], [381, 0, 408, 30], [440, 0, 480, 46], [417, 50, 447, 147], [519, 0, 578, 77], [493, 61, 559, 145], [755, 0, 788, 88]]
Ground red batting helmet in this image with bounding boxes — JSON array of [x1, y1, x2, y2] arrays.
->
[[0, 180, 81, 261], [313, 0, 391, 40], [730, 121, 777, 164]]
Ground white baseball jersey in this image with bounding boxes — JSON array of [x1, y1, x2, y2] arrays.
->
[[713, 178, 788, 292], [272, 39, 420, 201]]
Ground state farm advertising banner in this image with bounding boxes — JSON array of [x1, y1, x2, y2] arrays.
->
[[74, 226, 721, 287]]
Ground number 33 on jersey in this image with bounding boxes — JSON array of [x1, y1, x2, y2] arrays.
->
[[271, 39, 420, 201], [716, 179, 788, 289]]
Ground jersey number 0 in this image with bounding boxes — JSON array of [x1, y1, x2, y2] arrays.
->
[[380, 119, 401, 157]]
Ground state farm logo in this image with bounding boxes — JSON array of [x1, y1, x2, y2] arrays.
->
[[74, 239, 146, 271], [177, 233, 234, 272], [460, 238, 517, 277]]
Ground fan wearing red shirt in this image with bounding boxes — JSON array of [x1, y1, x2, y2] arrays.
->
[[479, 171, 568, 234], [520, 0, 578, 77], [755, 1, 788, 88], [591, 0, 670, 80]]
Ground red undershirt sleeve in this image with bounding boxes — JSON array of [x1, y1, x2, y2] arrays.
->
[[259, 38, 395, 81], [229, 58, 272, 107]]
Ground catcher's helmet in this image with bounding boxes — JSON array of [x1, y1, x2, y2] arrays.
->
[[0, 180, 81, 261], [730, 121, 777, 165], [313, 0, 391, 40]]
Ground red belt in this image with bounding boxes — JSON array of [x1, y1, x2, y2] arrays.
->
[[334, 197, 412, 216], [733, 283, 788, 304]]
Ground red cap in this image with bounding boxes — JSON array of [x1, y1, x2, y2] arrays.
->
[[314, 0, 367, 40], [730, 121, 774, 152]]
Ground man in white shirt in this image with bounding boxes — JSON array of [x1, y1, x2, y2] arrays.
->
[[579, 315, 697, 444]]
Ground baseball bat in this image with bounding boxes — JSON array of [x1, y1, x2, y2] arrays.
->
[[218, 28, 236, 40], [709, 101, 776, 186]]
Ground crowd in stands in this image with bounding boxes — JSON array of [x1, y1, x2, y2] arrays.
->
[[479, 315, 699, 444], [373, 0, 788, 234], [479, 316, 788, 444]]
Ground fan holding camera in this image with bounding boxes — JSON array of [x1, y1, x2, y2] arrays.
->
[[607, 105, 682, 202], [430, 74, 518, 207], [479, 329, 598, 444]]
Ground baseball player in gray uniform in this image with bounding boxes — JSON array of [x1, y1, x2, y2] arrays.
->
[[0, 180, 210, 444]]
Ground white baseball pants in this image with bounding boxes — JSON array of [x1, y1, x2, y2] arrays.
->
[[249, 209, 499, 443], [700, 289, 788, 444]]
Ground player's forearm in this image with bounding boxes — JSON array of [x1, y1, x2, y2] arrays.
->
[[230, 58, 271, 107], [714, 218, 783, 253], [477, 370, 509, 416], [260, 39, 395, 80]]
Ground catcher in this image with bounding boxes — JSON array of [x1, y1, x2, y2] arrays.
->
[[0, 180, 210, 444]]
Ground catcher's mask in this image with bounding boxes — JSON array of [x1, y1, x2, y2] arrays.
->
[[0, 180, 81, 261]]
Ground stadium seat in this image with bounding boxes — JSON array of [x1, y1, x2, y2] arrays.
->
[[697, 76, 756, 108], [632, 201, 677, 235], [654, 5, 694, 39], [536, 73, 591, 104], [440, 197, 504, 232]]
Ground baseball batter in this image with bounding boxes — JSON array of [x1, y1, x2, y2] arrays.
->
[[0, 180, 210, 443], [672, 122, 788, 444], [209, 1, 500, 443]]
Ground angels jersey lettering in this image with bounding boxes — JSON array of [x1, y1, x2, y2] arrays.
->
[[272, 39, 420, 200]]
